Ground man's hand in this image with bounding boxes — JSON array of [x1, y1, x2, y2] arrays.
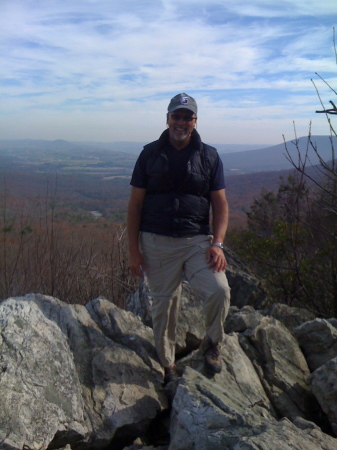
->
[[127, 187, 147, 278], [206, 245, 227, 273], [129, 250, 146, 278]]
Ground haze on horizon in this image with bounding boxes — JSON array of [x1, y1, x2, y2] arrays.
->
[[0, 0, 336, 146]]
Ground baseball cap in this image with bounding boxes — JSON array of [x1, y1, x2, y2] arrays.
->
[[167, 93, 198, 116]]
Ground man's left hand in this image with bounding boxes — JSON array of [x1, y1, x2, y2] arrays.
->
[[206, 245, 227, 272]]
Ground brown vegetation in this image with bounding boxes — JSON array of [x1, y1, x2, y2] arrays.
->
[[0, 159, 296, 305], [0, 188, 138, 306]]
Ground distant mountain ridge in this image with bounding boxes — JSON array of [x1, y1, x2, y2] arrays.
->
[[0, 135, 335, 175], [219, 135, 337, 175], [0, 139, 271, 155]]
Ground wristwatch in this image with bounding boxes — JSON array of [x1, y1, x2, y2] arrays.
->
[[212, 242, 224, 250]]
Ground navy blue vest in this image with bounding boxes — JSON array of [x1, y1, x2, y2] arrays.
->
[[140, 129, 218, 237]]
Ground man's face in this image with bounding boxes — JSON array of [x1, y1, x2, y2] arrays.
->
[[167, 108, 197, 145]]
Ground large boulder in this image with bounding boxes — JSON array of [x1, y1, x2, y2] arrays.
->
[[225, 305, 263, 333], [170, 367, 337, 449], [239, 316, 320, 422], [294, 319, 337, 371], [175, 332, 276, 419], [312, 357, 337, 435], [0, 298, 88, 450], [264, 303, 315, 333], [224, 246, 269, 309], [0, 294, 167, 449], [86, 297, 162, 373]]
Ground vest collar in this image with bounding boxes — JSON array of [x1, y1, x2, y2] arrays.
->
[[157, 128, 203, 152]]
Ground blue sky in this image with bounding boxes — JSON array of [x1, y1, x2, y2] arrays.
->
[[1, 0, 336, 145]]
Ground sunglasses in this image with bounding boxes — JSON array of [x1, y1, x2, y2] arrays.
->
[[169, 113, 197, 122]]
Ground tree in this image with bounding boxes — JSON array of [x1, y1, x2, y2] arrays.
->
[[282, 29, 337, 315], [232, 174, 323, 309], [232, 30, 337, 316]]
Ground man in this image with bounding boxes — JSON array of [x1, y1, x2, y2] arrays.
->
[[127, 93, 230, 384]]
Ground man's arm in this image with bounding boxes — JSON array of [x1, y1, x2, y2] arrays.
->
[[127, 186, 147, 277], [207, 189, 229, 272]]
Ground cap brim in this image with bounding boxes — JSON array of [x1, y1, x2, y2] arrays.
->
[[168, 105, 197, 115]]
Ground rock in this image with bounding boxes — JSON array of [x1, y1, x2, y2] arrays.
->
[[328, 318, 337, 329], [239, 316, 320, 422], [170, 366, 275, 449], [169, 367, 337, 449], [229, 418, 337, 450], [312, 357, 337, 435], [126, 278, 153, 327], [176, 332, 275, 420], [2, 292, 337, 449], [294, 319, 337, 371], [0, 298, 88, 450], [225, 305, 263, 333], [0, 294, 167, 449], [224, 246, 269, 309], [265, 303, 316, 333], [86, 297, 162, 374]]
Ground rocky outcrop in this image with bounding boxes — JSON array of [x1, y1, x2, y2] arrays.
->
[[294, 318, 337, 371], [169, 368, 337, 450], [0, 295, 166, 449], [1, 291, 337, 449], [224, 246, 269, 309], [0, 299, 87, 449]]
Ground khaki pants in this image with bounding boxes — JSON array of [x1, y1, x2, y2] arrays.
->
[[140, 232, 231, 368]]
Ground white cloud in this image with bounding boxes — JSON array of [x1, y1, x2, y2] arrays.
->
[[0, 0, 336, 143]]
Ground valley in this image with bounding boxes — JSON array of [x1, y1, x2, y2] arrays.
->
[[1, 136, 333, 228]]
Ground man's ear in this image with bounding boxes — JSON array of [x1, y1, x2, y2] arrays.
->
[[166, 113, 169, 124]]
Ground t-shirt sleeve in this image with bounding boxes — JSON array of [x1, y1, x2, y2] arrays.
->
[[130, 150, 148, 188], [210, 154, 226, 191]]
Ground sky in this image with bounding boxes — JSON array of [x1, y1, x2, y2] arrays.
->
[[1, 0, 337, 146]]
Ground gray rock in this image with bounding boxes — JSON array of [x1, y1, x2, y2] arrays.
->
[[126, 278, 153, 327], [170, 366, 274, 450], [294, 319, 337, 371], [0, 298, 87, 450], [312, 357, 337, 435], [265, 303, 316, 333], [169, 367, 337, 449], [229, 418, 337, 449], [1, 294, 167, 449], [239, 316, 319, 422], [224, 246, 269, 309], [327, 318, 337, 329], [2, 292, 337, 449], [225, 305, 263, 333], [86, 297, 162, 374], [176, 332, 275, 420]]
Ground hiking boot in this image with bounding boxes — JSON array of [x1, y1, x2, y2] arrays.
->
[[200, 336, 222, 374], [164, 365, 179, 385]]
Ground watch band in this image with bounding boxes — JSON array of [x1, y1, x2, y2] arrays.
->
[[212, 242, 224, 249]]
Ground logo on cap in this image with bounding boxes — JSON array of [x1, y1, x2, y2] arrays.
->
[[181, 96, 188, 104]]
